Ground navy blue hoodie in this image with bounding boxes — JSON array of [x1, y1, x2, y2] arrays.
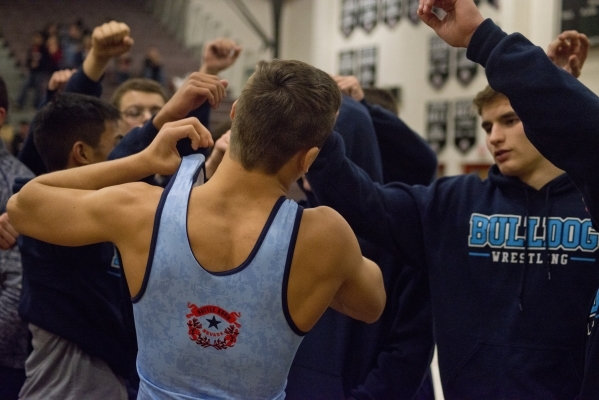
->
[[465, 18, 599, 400], [307, 90, 599, 399]]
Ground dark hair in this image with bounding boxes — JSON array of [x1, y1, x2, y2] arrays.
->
[[473, 85, 507, 115], [33, 93, 120, 171], [230, 59, 341, 174], [111, 78, 168, 110], [363, 87, 399, 115], [0, 75, 8, 113]]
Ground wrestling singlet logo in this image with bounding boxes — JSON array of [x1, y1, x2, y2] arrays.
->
[[186, 303, 241, 350]]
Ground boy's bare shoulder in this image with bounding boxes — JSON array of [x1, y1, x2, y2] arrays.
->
[[299, 205, 357, 254]]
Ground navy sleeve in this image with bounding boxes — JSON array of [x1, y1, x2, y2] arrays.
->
[[468, 19, 599, 224], [306, 131, 426, 268], [108, 118, 159, 161], [174, 102, 211, 156], [17, 125, 46, 176], [18, 68, 103, 175], [335, 96, 384, 184], [362, 100, 437, 185], [64, 67, 103, 98], [350, 262, 434, 400], [109, 102, 212, 163]]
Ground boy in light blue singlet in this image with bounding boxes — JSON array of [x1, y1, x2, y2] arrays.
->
[[8, 59, 386, 399]]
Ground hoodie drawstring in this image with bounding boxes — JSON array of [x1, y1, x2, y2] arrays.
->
[[517, 189, 531, 311], [544, 188, 552, 281]]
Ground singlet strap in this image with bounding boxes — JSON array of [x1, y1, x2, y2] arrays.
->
[[132, 154, 205, 302]]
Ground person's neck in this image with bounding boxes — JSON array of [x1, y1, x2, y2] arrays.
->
[[519, 162, 565, 190], [203, 153, 293, 201]]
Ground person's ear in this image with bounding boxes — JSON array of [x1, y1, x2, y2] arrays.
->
[[230, 100, 237, 120], [71, 141, 94, 166], [0, 107, 6, 126], [301, 147, 320, 173]]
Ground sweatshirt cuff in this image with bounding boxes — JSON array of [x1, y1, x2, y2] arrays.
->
[[467, 18, 508, 68], [311, 131, 345, 172], [64, 67, 103, 98]]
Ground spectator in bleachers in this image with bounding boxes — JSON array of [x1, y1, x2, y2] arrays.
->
[[16, 32, 51, 109], [61, 22, 83, 69], [113, 53, 133, 86], [45, 35, 62, 72], [141, 46, 166, 86]]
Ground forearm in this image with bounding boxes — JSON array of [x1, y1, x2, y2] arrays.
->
[[22, 152, 151, 192], [352, 266, 434, 399], [8, 152, 152, 242], [81, 48, 111, 82]]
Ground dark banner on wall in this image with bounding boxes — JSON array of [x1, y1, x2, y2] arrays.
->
[[359, 0, 379, 33], [429, 36, 450, 89], [339, 50, 356, 77], [454, 99, 478, 154], [562, 0, 599, 47], [427, 101, 449, 153], [407, 0, 421, 24], [338, 47, 377, 87], [359, 47, 377, 87], [381, 0, 402, 28], [456, 48, 478, 86], [341, 0, 359, 37]]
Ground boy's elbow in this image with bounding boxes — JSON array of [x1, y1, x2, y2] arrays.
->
[[363, 290, 386, 324], [6, 195, 22, 230]]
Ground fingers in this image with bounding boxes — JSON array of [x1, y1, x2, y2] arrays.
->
[[417, 0, 442, 30], [94, 21, 131, 45], [577, 33, 590, 65], [557, 30, 581, 42], [206, 38, 242, 59], [48, 69, 77, 91], [185, 72, 228, 108], [92, 21, 134, 56], [568, 54, 582, 78], [201, 38, 242, 74], [0, 213, 18, 249], [163, 117, 213, 149], [334, 75, 364, 101]]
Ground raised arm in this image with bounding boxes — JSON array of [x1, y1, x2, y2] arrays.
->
[[306, 130, 428, 271], [419, 0, 599, 220], [19, 21, 134, 175], [7, 117, 212, 247], [334, 75, 437, 185], [109, 73, 228, 162]]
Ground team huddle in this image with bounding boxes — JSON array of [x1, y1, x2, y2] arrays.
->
[[1, 0, 599, 399]]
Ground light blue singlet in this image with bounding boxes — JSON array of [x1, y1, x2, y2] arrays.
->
[[133, 154, 305, 399]]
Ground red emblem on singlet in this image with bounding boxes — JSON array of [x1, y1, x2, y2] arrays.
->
[[186, 302, 241, 350]]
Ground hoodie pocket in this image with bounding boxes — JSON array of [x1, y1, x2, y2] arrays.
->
[[445, 341, 581, 400]]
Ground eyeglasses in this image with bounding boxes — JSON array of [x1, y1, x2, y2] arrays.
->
[[121, 106, 163, 119]]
